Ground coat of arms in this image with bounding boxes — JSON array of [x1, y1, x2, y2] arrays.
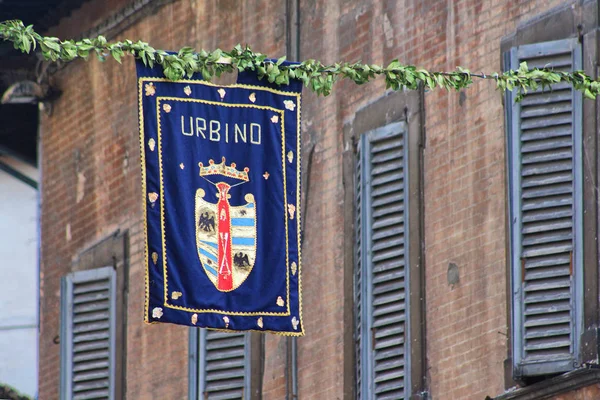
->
[[195, 157, 256, 292]]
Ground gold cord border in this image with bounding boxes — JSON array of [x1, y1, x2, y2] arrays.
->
[[156, 96, 289, 316], [139, 77, 304, 333]]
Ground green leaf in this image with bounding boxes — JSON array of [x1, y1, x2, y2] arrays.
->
[[21, 34, 31, 53], [584, 88, 596, 99], [111, 48, 122, 63], [44, 38, 61, 52], [276, 55, 286, 66]]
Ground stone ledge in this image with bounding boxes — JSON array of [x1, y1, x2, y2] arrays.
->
[[489, 368, 600, 400]]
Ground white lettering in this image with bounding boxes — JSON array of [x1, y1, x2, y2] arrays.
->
[[210, 120, 221, 141], [181, 116, 193, 136], [250, 123, 261, 145], [196, 118, 206, 139], [180, 115, 262, 146], [235, 124, 246, 143]]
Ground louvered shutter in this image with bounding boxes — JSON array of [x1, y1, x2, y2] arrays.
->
[[506, 38, 583, 377], [356, 122, 410, 399], [61, 267, 117, 400], [199, 330, 251, 399]]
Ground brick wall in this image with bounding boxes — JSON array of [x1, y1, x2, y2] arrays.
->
[[37, 0, 594, 399]]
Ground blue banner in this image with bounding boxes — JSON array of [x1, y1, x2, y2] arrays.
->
[[138, 61, 303, 335]]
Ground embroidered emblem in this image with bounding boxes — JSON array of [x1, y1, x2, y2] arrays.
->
[[291, 261, 297, 276], [191, 313, 198, 325], [152, 307, 163, 319], [271, 115, 279, 123], [148, 138, 156, 152], [291, 316, 299, 330], [277, 296, 285, 307], [249, 92, 256, 103], [196, 158, 256, 292], [171, 291, 182, 300], [218, 88, 226, 99], [257, 317, 264, 328], [223, 316, 230, 328], [180, 163, 185, 170], [284, 100, 296, 111], [151, 252, 158, 265], [148, 192, 158, 207], [163, 104, 172, 113], [183, 85, 192, 96], [287, 203, 296, 220], [263, 172, 270, 180], [287, 151, 293, 163], [144, 82, 156, 96]]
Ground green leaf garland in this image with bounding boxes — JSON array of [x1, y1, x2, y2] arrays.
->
[[1, 19, 599, 100]]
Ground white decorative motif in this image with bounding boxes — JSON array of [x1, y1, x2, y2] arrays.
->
[[284, 100, 296, 111]]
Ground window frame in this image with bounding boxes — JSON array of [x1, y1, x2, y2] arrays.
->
[[188, 329, 263, 400], [500, 1, 599, 394], [60, 231, 129, 400], [505, 37, 584, 377], [343, 88, 425, 399], [60, 266, 117, 400]]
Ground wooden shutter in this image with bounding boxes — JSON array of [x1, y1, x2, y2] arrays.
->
[[61, 267, 117, 400], [356, 122, 409, 399], [198, 330, 251, 399], [506, 38, 583, 377]]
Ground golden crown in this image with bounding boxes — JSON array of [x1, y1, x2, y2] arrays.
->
[[198, 157, 249, 181]]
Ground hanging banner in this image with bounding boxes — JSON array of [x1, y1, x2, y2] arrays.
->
[[137, 61, 303, 335]]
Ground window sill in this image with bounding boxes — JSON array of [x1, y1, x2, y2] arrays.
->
[[489, 368, 600, 400]]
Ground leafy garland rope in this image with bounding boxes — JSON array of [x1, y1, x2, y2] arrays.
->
[[1, 19, 600, 100]]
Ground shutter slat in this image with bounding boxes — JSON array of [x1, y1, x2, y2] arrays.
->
[[522, 195, 571, 211], [521, 102, 572, 118], [371, 183, 403, 198], [73, 359, 110, 372], [522, 148, 573, 164], [525, 326, 571, 339], [73, 290, 110, 305], [525, 266, 570, 281], [74, 339, 109, 353], [522, 53, 571, 69], [521, 125, 571, 141], [520, 114, 571, 130], [520, 90, 571, 106], [521, 242, 572, 258], [73, 280, 110, 294], [524, 254, 570, 269], [525, 303, 571, 316], [521, 230, 572, 246], [73, 380, 109, 392], [521, 183, 573, 199], [522, 219, 572, 234], [73, 389, 110, 400], [73, 369, 109, 383], [372, 192, 403, 209]]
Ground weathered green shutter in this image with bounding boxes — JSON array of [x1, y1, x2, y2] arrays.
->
[[60, 267, 117, 400], [506, 38, 583, 377], [198, 330, 251, 399], [356, 122, 409, 399]]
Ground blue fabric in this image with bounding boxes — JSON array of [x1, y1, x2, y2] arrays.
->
[[138, 60, 303, 335]]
